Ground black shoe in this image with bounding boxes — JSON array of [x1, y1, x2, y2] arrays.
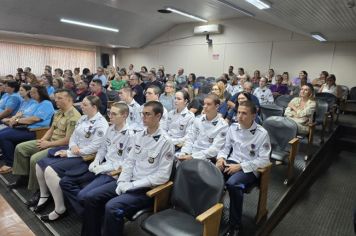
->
[[33, 195, 53, 213], [25, 190, 40, 207], [7, 176, 28, 189], [41, 210, 68, 222]]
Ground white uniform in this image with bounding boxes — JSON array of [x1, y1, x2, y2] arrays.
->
[[117, 127, 174, 188], [127, 99, 142, 131], [89, 123, 135, 175], [67, 112, 109, 157], [218, 122, 271, 176], [164, 107, 195, 145], [253, 87, 274, 105], [180, 114, 228, 159]]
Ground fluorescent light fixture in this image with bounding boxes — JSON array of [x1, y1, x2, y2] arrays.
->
[[311, 33, 327, 42], [245, 0, 271, 10], [165, 7, 208, 23], [60, 18, 119, 32], [217, 0, 254, 17]]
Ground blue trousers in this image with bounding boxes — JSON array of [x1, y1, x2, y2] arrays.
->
[[81, 181, 152, 236], [60, 173, 113, 216], [0, 127, 35, 166], [225, 170, 258, 228]]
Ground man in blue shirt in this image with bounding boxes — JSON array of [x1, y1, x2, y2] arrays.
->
[[0, 80, 22, 120], [93, 67, 107, 87]]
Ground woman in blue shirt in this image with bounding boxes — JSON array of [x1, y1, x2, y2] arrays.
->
[[0, 85, 55, 173], [41, 74, 55, 97]]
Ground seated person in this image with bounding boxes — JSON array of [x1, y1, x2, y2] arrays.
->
[[75, 79, 90, 105], [178, 94, 228, 161], [0, 80, 22, 121], [7, 89, 81, 207], [312, 71, 328, 91], [34, 95, 109, 221], [60, 102, 135, 216], [253, 77, 274, 105], [211, 83, 229, 118], [284, 83, 316, 134], [118, 87, 142, 131], [319, 74, 341, 98], [159, 81, 176, 112], [226, 92, 261, 124], [227, 81, 260, 111], [164, 90, 195, 148], [0, 85, 54, 174], [89, 79, 108, 115], [80, 101, 174, 236], [216, 100, 271, 236], [269, 75, 289, 98]]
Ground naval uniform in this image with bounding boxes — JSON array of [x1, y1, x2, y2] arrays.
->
[[12, 106, 81, 190], [218, 122, 271, 229], [180, 114, 228, 160], [81, 127, 174, 236], [164, 107, 195, 146], [126, 99, 142, 131], [60, 123, 135, 215], [253, 87, 274, 105]]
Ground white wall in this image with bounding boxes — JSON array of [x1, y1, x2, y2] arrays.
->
[[117, 17, 356, 88]]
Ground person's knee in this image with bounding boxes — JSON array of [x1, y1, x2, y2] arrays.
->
[[105, 200, 124, 219]]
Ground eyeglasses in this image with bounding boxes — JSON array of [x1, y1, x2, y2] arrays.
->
[[108, 111, 122, 117]]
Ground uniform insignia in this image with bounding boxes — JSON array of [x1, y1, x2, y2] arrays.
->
[[106, 139, 111, 146], [182, 113, 186, 117], [263, 143, 270, 150], [212, 121, 218, 126], [148, 156, 155, 164], [165, 152, 174, 160], [85, 132, 91, 138], [208, 138, 214, 143], [90, 120, 96, 124], [179, 124, 184, 130], [129, 104, 134, 107], [221, 132, 226, 137], [250, 128, 256, 135], [121, 130, 127, 135], [127, 147, 132, 153], [153, 135, 161, 142], [249, 149, 256, 157], [97, 130, 104, 137], [168, 117, 172, 121], [251, 144, 256, 149], [117, 149, 123, 156]]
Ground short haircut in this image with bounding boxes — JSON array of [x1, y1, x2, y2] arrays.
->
[[176, 89, 190, 103], [92, 78, 103, 86], [55, 88, 75, 102], [121, 87, 133, 97], [147, 85, 161, 95], [83, 68, 90, 75], [239, 100, 257, 114], [85, 95, 101, 111], [113, 102, 129, 116], [20, 84, 32, 92], [205, 93, 220, 105], [66, 76, 75, 84], [144, 101, 163, 117], [6, 80, 20, 92], [165, 81, 176, 89], [55, 68, 63, 76]]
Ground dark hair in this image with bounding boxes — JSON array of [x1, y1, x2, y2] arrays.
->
[[301, 70, 308, 78], [282, 72, 289, 76], [43, 74, 53, 86], [321, 71, 329, 78], [66, 76, 76, 84], [20, 84, 32, 98], [217, 78, 228, 85], [32, 85, 51, 102], [64, 69, 73, 77], [305, 83, 315, 95], [269, 68, 275, 73], [83, 68, 90, 75], [239, 100, 257, 114], [74, 67, 80, 73], [134, 72, 142, 80], [146, 85, 161, 95], [328, 74, 336, 82], [144, 101, 163, 118], [55, 88, 76, 102], [85, 95, 101, 112], [141, 66, 148, 72], [55, 68, 63, 76], [53, 78, 63, 89], [205, 94, 220, 106], [238, 67, 245, 74], [176, 90, 190, 103], [92, 78, 103, 86], [6, 80, 20, 92]]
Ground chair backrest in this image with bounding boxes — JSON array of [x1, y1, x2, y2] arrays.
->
[[315, 92, 337, 111], [196, 76, 205, 83], [206, 77, 216, 84], [349, 86, 356, 100], [275, 95, 294, 109], [315, 100, 329, 124], [339, 85, 349, 100], [263, 116, 298, 152], [260, 104, 284, 121], [171, 159, 224, 217]]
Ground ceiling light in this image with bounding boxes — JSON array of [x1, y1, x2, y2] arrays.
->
[[311, 33, 327, 42], [165, 7, 208, 23], [60, 18, 119, 32], [245, 0, 271, 10], [216, 0, 254, 17]]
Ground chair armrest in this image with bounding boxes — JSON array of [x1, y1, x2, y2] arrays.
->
[[257, 163, 272, 174], [196, 203, 224, 236], [29, 127, 49, 139], [82, 153, 96, 162], [146, 181, 173, 213], [288, 137, 299, 146], [109, 168, 122, 176]]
